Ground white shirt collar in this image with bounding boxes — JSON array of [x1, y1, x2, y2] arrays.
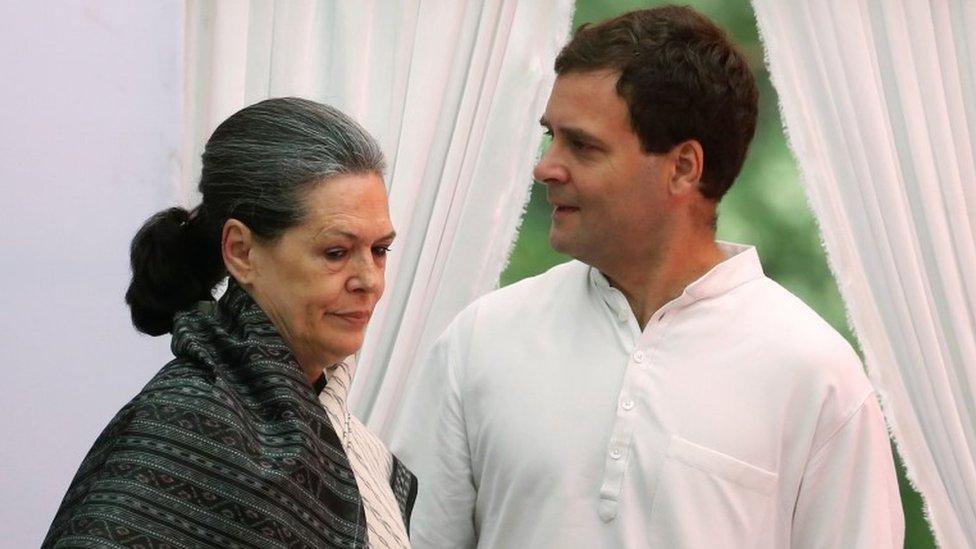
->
[[587, 241, 764, 319]]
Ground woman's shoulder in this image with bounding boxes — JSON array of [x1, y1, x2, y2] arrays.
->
[[115, 359, 217, 418], [74, 359, 232, 461], [140, 357, 222, 400], [122, 358, 260, 441], [43, 358, 237, 546]]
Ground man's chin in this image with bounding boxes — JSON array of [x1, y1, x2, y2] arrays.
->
[[550, 234, 601, 267], [548, 231, 577, 256]]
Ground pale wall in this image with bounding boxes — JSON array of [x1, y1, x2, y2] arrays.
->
[[0, 2, 183, 545]]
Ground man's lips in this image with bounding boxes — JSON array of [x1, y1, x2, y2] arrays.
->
[[552, 205, 580, 217]]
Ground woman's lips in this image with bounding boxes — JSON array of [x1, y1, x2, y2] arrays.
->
[[331, 311, 371, 327]]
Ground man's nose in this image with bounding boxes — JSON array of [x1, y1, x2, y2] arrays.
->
[[533, 146, 569, 185]]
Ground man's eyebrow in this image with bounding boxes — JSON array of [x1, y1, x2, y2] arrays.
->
[[561, 126, 608, 149], [539, 118, 606, 148]]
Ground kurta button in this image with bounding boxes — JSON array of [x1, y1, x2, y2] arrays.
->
[[632, 350, 645, 363], [609, 448, 622, 460], [622, 399, 634, 411]]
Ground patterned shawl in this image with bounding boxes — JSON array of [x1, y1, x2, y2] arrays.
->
[[43, 280, 416, 548]]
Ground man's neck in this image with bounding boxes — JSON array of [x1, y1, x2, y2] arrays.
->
[[601, 235, 725, 330]]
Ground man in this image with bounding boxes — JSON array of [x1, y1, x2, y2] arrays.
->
[[394, 6, 904, 548]]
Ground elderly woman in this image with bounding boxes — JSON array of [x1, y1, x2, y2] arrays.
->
[[44, 98, 415, 548]]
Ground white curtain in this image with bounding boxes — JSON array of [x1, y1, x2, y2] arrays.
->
[[751, 1, 976, 546], [182, 0, 574, 437]]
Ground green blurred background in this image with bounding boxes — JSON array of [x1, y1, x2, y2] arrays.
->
[[500, 1, 935, 547]]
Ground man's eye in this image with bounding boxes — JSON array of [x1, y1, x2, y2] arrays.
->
[[324, 249, 347, 260], [373, 246, 392, 258], [570, 139, 592, 152]]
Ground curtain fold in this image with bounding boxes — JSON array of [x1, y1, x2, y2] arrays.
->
[[181, 0, 574, 438], [752, 1, 976, 546]]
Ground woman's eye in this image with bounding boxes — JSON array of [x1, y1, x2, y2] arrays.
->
[[324, 248, 347, 260]]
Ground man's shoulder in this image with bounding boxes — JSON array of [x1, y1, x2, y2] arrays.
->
[[466, 260, 586, 317], [489, 259, 585, 301], [743, 276, 871, 398], [743, 278, 886, 459], [440, 260, 586, 344], [749, 278, 853, 354]]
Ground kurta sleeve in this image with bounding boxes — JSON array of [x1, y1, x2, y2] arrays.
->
[[391, 317, 478, 549], [791, 393, 904, 548]]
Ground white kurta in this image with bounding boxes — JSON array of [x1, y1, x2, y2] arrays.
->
[[320, 360, 411, 548], [393, 243, 903, 548]]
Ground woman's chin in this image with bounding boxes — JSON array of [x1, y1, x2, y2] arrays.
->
[[319, 337, 365, 363]]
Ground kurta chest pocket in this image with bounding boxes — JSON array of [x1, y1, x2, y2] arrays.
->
[[648, 434, 778, 548]]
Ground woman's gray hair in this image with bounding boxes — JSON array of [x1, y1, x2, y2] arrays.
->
[[201, 97, 386, 238], [125, 97, 386, 336]]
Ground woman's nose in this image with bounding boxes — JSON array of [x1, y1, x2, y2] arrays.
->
[[347, 254, 382, 293]]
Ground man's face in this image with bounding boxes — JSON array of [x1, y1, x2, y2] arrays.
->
[[534, 70, 675, 271]]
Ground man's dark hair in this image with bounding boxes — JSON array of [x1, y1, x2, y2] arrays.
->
[[555, 5, 758, 201]]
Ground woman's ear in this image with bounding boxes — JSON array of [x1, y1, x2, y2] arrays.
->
[[222, 219, 256, 284], [668, 139, 704, 197]]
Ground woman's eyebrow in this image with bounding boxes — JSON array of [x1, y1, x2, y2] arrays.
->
[[313, 228, 397, 241]]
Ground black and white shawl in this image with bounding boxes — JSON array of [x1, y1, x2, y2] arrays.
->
[[43, 280, 416, 548]]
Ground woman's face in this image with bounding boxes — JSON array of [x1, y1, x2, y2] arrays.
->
[[245, 172, 395, 370]]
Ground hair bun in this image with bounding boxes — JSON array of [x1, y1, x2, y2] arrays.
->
[[125, 207, 220, 336]]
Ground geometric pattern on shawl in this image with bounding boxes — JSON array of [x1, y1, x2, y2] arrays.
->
[[43, 280, 416, 548]]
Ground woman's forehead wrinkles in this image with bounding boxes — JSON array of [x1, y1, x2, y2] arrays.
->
[[308, 221, 396, 243]]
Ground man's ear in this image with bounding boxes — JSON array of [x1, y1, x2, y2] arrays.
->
[[222, 219, 256, 285], [668, 139, 704, 197]]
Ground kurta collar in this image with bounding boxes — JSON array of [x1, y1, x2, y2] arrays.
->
[[588, 241, 764, 317], [321, 359, 355, 407], [684, 242, 764, 300]]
